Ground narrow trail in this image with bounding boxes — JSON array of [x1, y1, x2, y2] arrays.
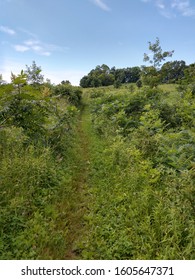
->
[[64, 102, 91, 259]]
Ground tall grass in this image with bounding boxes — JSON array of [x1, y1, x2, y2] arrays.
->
[[78, 85, 195, 259]]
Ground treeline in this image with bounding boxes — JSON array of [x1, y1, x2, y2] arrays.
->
[[80, 64, 141, 88], [79, 38, 195, 89], [80, 61, 195, 88]]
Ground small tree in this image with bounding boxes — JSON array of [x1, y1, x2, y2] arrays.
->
[[25, 61, 44, 86], [142, 37, 174, 87], [143, 37, 174, 69], [11, 70, 27, 93]]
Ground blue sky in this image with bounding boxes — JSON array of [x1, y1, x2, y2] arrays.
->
[[0, 0, 195, 85]]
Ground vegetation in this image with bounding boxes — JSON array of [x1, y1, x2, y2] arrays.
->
[[80, 38, 195, 88], [80, 64, 141, 88], [0, 63, 82, 259], [0, 39, 195, 260], [78, 84, 194, 259]]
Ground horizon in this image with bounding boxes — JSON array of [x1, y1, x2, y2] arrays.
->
[[1, 0, 195, 85]]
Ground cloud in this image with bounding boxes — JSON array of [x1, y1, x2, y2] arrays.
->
[[92, 0, 111, 11], [1, 26, 68, 57], [141, 0, 195, 17], [0, 25, 16, 35], [14, 45, 29, 52], [155, 0, 165, 9], [13, 41, 51, 56], [171, 0, 195, 16], [13, 38, 67, 56]]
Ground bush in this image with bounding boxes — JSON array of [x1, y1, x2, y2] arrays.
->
[[52, 84, 82, 106]]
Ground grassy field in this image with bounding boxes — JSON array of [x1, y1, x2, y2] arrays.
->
[[0, 83, 194, 259]]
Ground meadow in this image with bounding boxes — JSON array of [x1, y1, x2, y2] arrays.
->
[[0, 82, 194, 259]]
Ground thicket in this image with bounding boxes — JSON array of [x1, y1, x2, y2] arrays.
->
[[0, 80, 82, 259], [79, 84, 195, 259]]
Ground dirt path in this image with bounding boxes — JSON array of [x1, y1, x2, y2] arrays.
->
[[64, 104, 90, 259]]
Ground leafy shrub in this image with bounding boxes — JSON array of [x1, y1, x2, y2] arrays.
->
[[52, 84, 82, 106]]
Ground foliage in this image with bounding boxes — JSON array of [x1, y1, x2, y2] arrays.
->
[[0, 53, 195, 260], [142, 38, 174, 87], [80, 64, 141, 88], [25, 61, 44, 86], [160, 60, 186, 83], [0, 73, 80, 259], [11, 70, 27, 94], [183, 63, 195, 84], [52, 84, 82, 106], [143, 37, 174, 69], [78, 84, 195, 259], [141, 66, 161, 88]]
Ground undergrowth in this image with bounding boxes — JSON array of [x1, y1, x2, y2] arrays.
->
[[0, 84, 81, 259], [77, 85, 195, 260]]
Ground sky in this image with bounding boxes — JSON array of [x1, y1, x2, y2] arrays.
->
[[0, 0, 195, 85]]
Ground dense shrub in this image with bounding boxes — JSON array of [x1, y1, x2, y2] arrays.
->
[[52, 84, 82, 106]]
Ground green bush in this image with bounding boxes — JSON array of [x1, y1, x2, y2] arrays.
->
[[52, 84, 82, 106]]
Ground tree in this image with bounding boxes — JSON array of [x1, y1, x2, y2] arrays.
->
[[80, 75, 90, 88], [61, 80, 71, 85], [142, 38, 174, 87], [160, 60, 186, 83], [143, 37, 174, 69], [183, 63, 195, 84], [25, 61, 44, 86], [11, 70, 27, 93], [80, 65, 141, 88], [125, 67, 141, 83], [141, 66, 161, 88]]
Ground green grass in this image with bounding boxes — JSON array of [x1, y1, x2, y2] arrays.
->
[[0, 83, 194, 260]]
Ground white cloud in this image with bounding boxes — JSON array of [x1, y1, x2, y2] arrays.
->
[[13, 41, 51, 56], [13, 38, 65, 56], [1, 26, 67, 56], [171, 0, 195, 16], [92, 0, 111, 11], [24, 39, 40, 46], [0, 25, 16, 35], [13, 45, 29, 52], [141, 0, 195, 17]]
